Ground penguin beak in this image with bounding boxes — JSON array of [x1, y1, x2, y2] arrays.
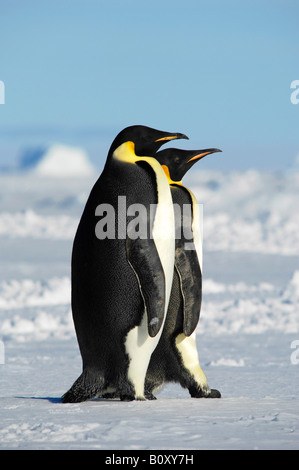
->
[[187, 148, 222, 163], [155, 133, 189, 142]]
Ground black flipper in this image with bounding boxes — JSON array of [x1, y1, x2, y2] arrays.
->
[[126, 234, 166, 337], [172, 185, 202, 336], [175, 245, 202, 336]]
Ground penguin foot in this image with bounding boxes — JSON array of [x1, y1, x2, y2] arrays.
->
[[189, 385, 221, 399], [208, 389, 221, 398], [120, 394, 147, 401], [61, 369, 105, 403], [145, 392, 157, 400], [102, 392, 118, 399], [188, 386, 204, 398], [120, 394, 135, 401]]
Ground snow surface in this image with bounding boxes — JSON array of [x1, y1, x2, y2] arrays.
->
[[0, 166, 299, 450]]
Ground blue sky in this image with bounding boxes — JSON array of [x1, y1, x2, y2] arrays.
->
[[0, 0, 298, 170]]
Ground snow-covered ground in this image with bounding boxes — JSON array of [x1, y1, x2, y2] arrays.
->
[[0, 163, 299, 450]]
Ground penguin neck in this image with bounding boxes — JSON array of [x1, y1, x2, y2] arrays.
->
[[113, 141, 137, 164], [112, 141, 162, 172], [161, 165, 182, 186]]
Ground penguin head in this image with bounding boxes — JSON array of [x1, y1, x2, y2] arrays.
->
[[155, 148, 222, 183], [109, 125, 189, 159]]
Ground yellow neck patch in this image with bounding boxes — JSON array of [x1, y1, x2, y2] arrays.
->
[[113, 141, 137, 163], [113, 143, 183, 187], [161, 165, 182, 186]]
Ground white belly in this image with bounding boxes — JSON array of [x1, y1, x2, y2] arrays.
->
[[125, 160, 175, 399]]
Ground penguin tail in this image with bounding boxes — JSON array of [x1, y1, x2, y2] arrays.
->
[[61, 368, 105, 403]]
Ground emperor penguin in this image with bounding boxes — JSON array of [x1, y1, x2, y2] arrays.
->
[[144, 147, 222, 399], [62, 125, 188, 403]]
